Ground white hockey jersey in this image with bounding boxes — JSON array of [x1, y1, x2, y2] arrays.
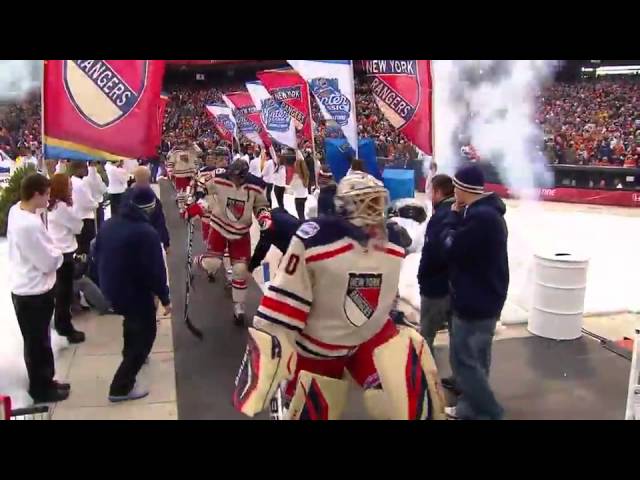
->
[[196, 169, 269, 240], [254, 217, 405, 358]]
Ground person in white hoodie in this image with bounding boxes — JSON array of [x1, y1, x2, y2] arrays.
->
[[84, 161, 108, 230], [105, 160, 129, 216], [8, 173, 69, 403], [248, 147, 264, 178], [290, 150, 310, 220], [261, 150, 276, 208], [68, 162, 99, 256], [47, 173, 86, 344], [271, 147, 287, 209]]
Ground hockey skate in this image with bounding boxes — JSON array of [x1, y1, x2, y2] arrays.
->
[[233, 302, 246, 326]]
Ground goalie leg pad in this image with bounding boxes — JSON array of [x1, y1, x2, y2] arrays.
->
[[233, 327, 297, 417], [231, 261, 248, 303], [373, 326, 446, 420], [285, 370, 349, 420]]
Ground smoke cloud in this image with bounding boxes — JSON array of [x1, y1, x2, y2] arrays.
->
[[432, 60, 561, 195], [0, 60, 42, 102]]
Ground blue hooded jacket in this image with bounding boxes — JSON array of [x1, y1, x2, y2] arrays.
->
[[94, 193, 170, 315], [441, 193, 509, 320], [121, 186, 170, 249], [248, 207, 301, 272]]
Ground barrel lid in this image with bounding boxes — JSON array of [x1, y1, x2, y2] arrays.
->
[[534, 251, 590, 263]]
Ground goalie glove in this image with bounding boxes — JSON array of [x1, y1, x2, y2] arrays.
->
[[257, 210, 272, 231]]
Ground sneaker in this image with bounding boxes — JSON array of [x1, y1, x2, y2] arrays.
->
[[65, 330, 86, 344], [32, 388, 70, 403], [445, 406, 459, 420], [52, 380, 71, 391], [108, 384, 149, 403]]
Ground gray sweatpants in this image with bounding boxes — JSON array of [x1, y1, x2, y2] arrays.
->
[[420, 294, 452, 352]]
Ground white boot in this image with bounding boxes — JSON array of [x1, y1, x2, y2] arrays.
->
[[233, 302, 246, 327]]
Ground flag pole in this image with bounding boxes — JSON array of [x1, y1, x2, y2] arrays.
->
[[349, 60, 359, 160]]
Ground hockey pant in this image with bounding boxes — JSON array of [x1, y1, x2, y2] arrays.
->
[[197, 228, 250, 304]]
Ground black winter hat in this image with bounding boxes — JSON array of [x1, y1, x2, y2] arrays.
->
[[131, 186, 157, 213], [453, 164, 485, 194]]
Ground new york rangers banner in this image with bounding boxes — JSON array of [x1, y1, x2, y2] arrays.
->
[[43, 60, 166, 161], [245, 81, 297, 149], [287, 60, 358, 155], [257, 69, 312, 143], [223, 92, 266, 148], [149, 91, 169, 151], [205, 103, 237, 143], [360, 60, 433, 155]]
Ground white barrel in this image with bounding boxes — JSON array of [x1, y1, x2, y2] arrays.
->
[[528, 252, 589, 340]]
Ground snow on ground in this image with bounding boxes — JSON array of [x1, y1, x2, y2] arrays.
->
[[0, 239, 69, 408]]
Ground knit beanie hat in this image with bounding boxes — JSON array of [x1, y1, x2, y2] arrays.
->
[[131, 186, 157, 214], [453, 164, 484, 194]]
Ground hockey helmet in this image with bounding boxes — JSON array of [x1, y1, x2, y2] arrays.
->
[[228, 159, 249, 182], [334, 172, 389, 227]]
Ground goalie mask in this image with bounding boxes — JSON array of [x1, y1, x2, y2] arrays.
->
[[334, 172, 389, 227]]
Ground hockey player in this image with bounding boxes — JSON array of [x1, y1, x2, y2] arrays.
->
[[168, 139, 198, 214], [186, 159, 271, 325], [233, 172, 445, 420], [247, 207, 302, 275]]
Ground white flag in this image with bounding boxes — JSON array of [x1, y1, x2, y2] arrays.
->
[[205, 103, 238, 142], [245, 81, 298, 150], [287, 60, 358, 155]]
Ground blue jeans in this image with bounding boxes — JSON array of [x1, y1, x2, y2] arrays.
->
[[150, 162, 159, 183], [450, 314, 504, 420]]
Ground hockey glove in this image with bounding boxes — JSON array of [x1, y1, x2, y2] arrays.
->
[[185, 202, 204, 220], [257, 211, 272, 231]]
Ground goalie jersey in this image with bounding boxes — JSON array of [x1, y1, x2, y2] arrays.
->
[[196, 169, 269, 240], [254, 216, 406, 358], [167, 148, 198, 179]]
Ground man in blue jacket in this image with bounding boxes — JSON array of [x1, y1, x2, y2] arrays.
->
[[417, 174, 455, 352], [122, 166, 170, 254], [440, 164, 509, 420], [95, 186, 171, 402]]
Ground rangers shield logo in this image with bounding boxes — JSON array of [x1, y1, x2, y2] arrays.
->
[[63, 60, 148, 129], [343, 273, 382, 327], [309, 78, 352, 127], [226, 197, 246, 221], [261, 98, 291, 133], [362, 60, 419, 130]]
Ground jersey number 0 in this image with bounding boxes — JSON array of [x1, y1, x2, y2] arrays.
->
[[285, 254, 300, 275]]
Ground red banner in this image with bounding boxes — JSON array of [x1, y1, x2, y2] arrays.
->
[[360, 60, 433, 155], [149, 92, 169, 153], [224, 91, 271, 148], [257, 69, 312, 143], [43, 60, 166, 161], [486, 183, 640, 208]]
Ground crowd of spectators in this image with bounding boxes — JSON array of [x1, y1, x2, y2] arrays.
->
[[5, 74, 640, 172], [537, 77, 640, 168]]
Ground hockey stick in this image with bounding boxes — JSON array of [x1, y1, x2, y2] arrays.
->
[[184, 219, 203, 339]]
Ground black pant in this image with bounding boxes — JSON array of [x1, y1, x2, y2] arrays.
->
[[96, 204, 105, 231], [264, 182, 273, 208], [295, 197, 307, 221], [274, 185, 285, 209], [109, 302, 157, 396], [76, 218, 96, 256], [12, 289, 56, 398], [54, 253, 76, 335], [110, 193, 123, 216]]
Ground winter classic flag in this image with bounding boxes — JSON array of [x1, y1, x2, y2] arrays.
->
[[43, 60, 166, 161], [246, 81, 297, 149], [205, 103, 237, 143], [287, 60, 358, 155], [360, 60, 433, 155], [257, 69, 313, 143], [223, 93, 266, 148]]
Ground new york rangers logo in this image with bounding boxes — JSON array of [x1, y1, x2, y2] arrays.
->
[[362, 60, 420, 130], [343, 273, 382, 327], [261, 98, 291, 133], [226, 198, 246, 221], [63, 60, 148, 129], [309, 78, 351, 127]]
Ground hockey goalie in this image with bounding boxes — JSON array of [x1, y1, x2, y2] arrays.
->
[[232, 172, 446, 420], [185, 159, 271, 325], [167, 138, 199, 214]]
